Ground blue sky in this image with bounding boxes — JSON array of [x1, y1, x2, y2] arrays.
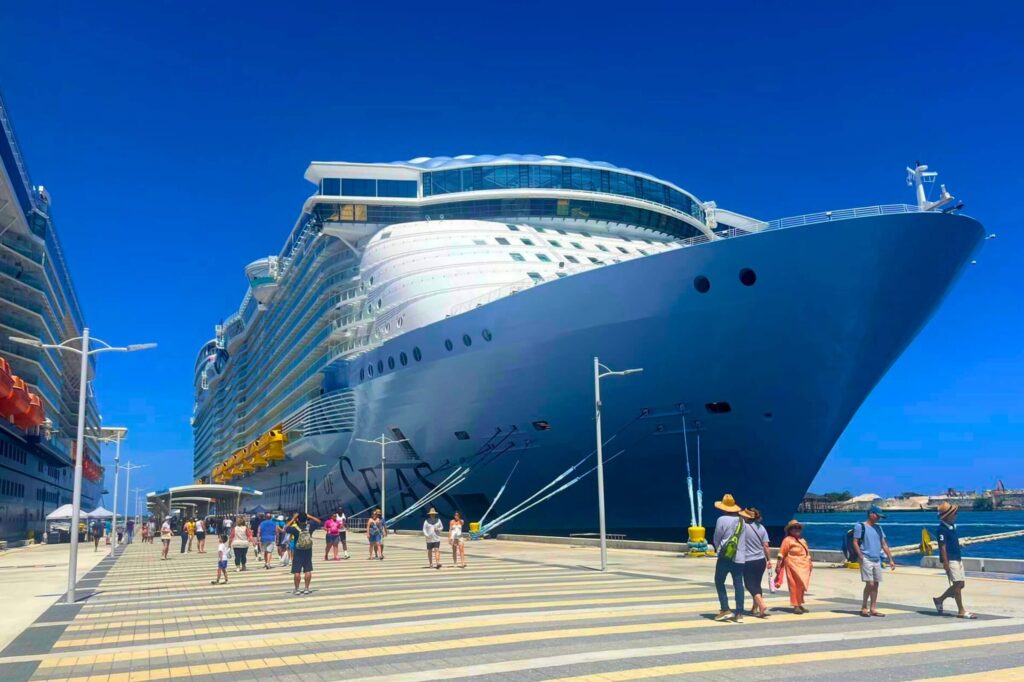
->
[[1, 2, 1020, 508]]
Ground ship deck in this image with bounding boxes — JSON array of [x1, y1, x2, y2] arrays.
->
[[2, 534, 1022, 681]]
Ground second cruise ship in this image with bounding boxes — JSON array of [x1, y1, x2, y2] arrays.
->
[[192, 154, 983, 532]]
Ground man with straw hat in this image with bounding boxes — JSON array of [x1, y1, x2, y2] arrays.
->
[[423, 508, 444, 570], [711, 494, 746, 622], [932, 502, 976, 619]]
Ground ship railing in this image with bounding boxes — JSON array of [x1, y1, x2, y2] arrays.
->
[[448, 277, 538, 317], [678, 203, 923, 248], [281, 388, 356, 438]]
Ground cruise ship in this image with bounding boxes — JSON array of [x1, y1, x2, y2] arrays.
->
[[192, 154, 984, 532], [1, 92, 103, 544]]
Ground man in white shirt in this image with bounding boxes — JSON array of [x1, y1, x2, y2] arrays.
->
[[422, 508, 443, 569]]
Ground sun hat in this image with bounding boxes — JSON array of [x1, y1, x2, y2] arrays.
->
[[427, 508, 439, 516], [784, 519, 803, 534], [739, 507, 761, 521], [868, 505, 887, 519], [936, 501, 959, 521], [713, 494, 741, 513]]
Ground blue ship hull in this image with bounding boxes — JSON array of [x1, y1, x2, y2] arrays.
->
[[249, 211, 982, 533]]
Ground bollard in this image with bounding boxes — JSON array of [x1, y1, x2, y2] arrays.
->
[[687, 526, 713, 557]]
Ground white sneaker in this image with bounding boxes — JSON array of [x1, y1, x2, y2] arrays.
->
[[293, 589, 301, 595], [343, 552, 350, 559]]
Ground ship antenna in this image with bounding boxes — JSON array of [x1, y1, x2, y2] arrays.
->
[[906, 161, 955, 212]]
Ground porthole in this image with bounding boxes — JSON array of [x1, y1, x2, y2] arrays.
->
[[385, 323, 390, 333], [387, 356, 395, 370], [462, 334, 472, 347], [482, 329, 493, 341], [705, 401, 732, 414], [397, 317, 403, 328], [454, 431, 471, 441], [444, 339, 453, 351], [694, 275, 711, 294], [377, 360, 384, 374], [367, 364, 374, 377], [399, 352, 408, 366], [413, 347, 422, 361], [377, 298, 382, 310], [532, 420, 551, 431], [739, 268, 757, 286], [360, 368, 365, 381]]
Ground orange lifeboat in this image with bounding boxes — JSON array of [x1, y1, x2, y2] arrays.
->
[[3, 376, 31, 421], [14, 392, 44, 430], [0, 358, 14, 403]]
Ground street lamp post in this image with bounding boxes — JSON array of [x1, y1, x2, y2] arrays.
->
[[84, 427, 127, 553], [9, 332, 155, 604], [121, 462, 146, 541], [355, 434, 407, 527], [131, 487, 144, 527], [593, 357, 642, 571], [304, 461, 326, 514]]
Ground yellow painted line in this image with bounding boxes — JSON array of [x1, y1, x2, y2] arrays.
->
[[909, 666, 1024, 681], [55, 592, 723, 648], [77, 576, 671, 620], [51, 609, 854, 681], [42, 599, 767, 669], [69, 582, 699, 630], [542, 631, 1024, 681]]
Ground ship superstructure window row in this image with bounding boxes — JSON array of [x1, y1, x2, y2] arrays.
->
[[320, 178, 418, 198]]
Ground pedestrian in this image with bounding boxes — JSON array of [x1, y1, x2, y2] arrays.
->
[[932, 502, 976, 619], [91, 518, 104, 551], [257, 513, 278, 569], [104, 518, 112, 545], [422, 508, 443, 569], [275, 515, 290, 566], [147, 519, 156, 543], [775, 519, 812, 614], [195, 517, 207, 553], [160, 516, 173, 559], [367, 509, 384, 560], [324, 513, 341, 561], [222, 516, 233, 534], [179, 518, 190, 554], [336, 509, 350, 559], [286, 512, 320, 595], [712, 493, 746, 622], [740, 508, 771, 617], [853, 505, 896, 618], [230, 517, 253, 571], [211, 533, 230, 584], [186, 517, 196, 552], [450, 511, 466, 568], [140, 520, 150, 543], [125, 518, 135, 544]]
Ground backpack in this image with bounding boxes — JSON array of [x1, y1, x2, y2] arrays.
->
[[296, 525, 313, 550], [722, 519, 744, 561]]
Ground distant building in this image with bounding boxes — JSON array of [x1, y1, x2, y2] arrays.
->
[[798, 493, 834, 513], [835, 493, 881, 512]]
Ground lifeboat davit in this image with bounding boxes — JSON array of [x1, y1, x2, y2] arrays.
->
[[0, 358, 14, 403], [14, 392, 44, 430]]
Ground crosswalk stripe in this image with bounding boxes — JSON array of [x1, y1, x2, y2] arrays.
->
[[541, 632, 1024, 681], [909, 666, 1024, 681]]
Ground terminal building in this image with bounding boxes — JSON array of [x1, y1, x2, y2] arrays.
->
[[0, 91, 102, 543]]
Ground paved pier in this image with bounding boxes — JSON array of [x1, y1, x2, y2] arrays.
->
[[1, 534, 1023, 681]]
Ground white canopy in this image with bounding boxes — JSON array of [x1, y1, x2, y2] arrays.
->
[[46, 504, 76, 521], [87, 507, 114, 519]]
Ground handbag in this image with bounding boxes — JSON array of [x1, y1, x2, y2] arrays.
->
[[722, 519, 744, 561]]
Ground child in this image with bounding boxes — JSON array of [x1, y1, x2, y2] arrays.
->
[[211, 534, 230, 585]]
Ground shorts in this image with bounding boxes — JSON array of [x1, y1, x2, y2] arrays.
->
[[743, 558, 767, 596], [860, 558, 883, 583], [218, 560, 228, 570], [339, 531, 347, 542], [162, 538, 171, 544], [427, 541, 441, 550], [262, 541, 276, 554], [292, 549, 313, 574], [946, 560, 966, 583], [196, 532, 206, 540], [326, 534, 339, 545]]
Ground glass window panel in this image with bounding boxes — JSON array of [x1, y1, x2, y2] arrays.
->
[[377, 180, 417, 198], [321, 178, 341, 195], [342, 178, 377, 196], [461, 168, 474, 192], [481, 166, 498, 190]]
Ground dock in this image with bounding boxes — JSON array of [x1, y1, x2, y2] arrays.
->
[[1, 533, 1023, 681]]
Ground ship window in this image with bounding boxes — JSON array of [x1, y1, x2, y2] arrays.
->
[[506, 224, 520, 231], [473, 239, 486, 245], [321, 178, 341, 195], [596, 244, 609, 252], [413, 346, 422, 361], [571, 242, 583, 249], [377, 360, 384, 374], [694, 276, 711, 293], [534, 226, 546, 233], [367, 364, 374, 376], [380, 232, 392, 240], [548, 240, 562, 247], [527, 272, 544, 283], [342, 178, 377, 196], [454, 431, 471, 440], [399, 352, 408, 366], [360, 368, 365, 381], [617, 246, 629, 254], [739, 268, 757, 286], [638, 249, 648, 256], [536, 254, 551, 262], [397, 317, 403, 328], [496, 237, 511, 245], [388, 356, 395, 370], [462, 334, 472, 347], [532, 420, 551, 431], [556, 229, 568, 235], [510, 253, 525, 262], [705, 402, 732, 414], [482, 328, 492, 341], [588, 257, 602, 264], [565, 255, 579, 264], [444, 339, 454, 351], [556, 272, 567, 278], [521, 238, 534, 246], [377, 298, 383, 309]]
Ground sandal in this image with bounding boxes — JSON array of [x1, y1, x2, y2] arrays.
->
[[870, 611, 886, 617], [860, 609, 871, 617], [957, 612, 978, 620]]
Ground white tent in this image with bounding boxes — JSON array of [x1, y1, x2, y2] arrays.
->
[[46, 504, 76, 521], [87, 507, 114, 519]]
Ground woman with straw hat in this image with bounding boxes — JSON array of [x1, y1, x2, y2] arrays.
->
[[775, 519, 812, 614], [740, 508, 772, 618], [711, 494, 746, 622]]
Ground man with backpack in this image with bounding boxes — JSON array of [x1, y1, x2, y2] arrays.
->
[[711, 494, 746, 622], [285, 512, 321, 595], [853, 505, 896, 617]]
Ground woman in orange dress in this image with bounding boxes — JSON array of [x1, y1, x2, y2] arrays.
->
[[775, 519, 812, 614]]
